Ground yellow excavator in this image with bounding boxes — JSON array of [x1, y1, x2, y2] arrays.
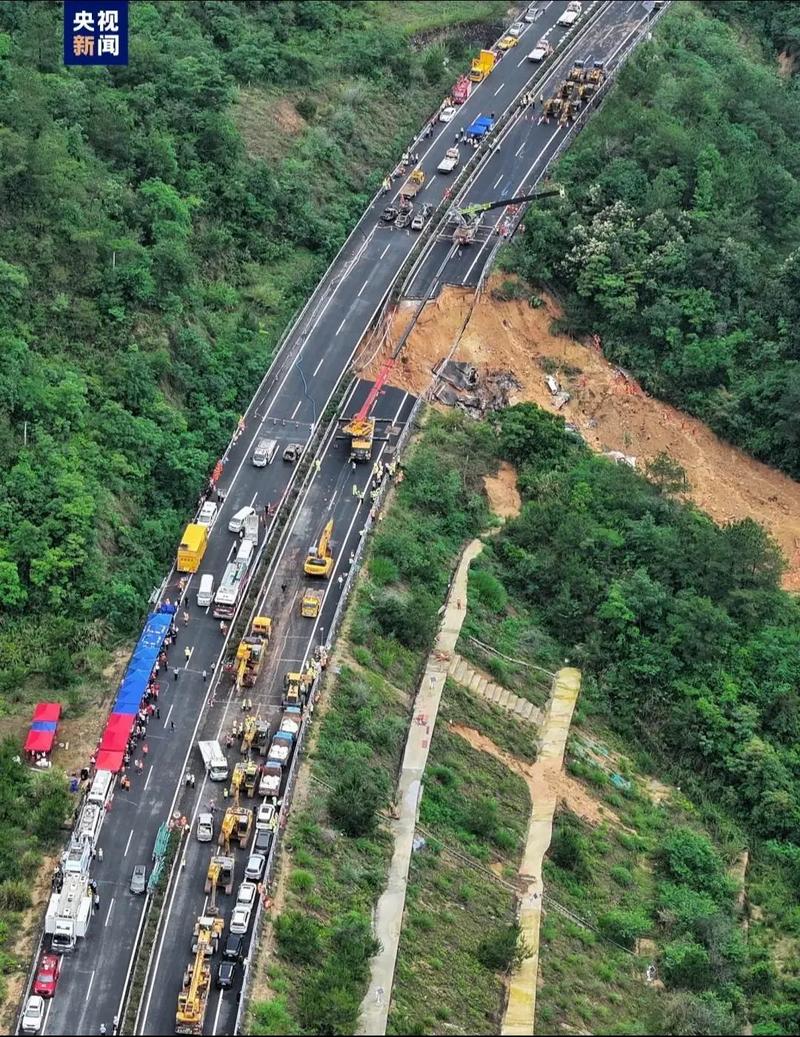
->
[[221, 806, 253, 853], [244, 759, 259, 797], [220, 807, 237, 854], [282, 666, 316, 708], [204, 855, 234, 915], [240, 715, 257, 754], [176, 918, 213, 1034], [304, 520, 334, 577], [230, 762, 246, 807]]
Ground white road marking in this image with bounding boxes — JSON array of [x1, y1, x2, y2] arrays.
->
[[335, 317, 347, 336], [212, 989, 226, 1034], [143, 765, 154, 791], [380, 242, 392, 259], [494, 83, 505, 96], [358, 277, 370, 297], [86, 970, 95, 1001], [249, 492, 257, 507], [163, 703, 175, 729], [516, 141, 526, 157], [312, 354, 325, 377], [494, 175, 504, 189], [124, 829, 133, 857], [183, 647, 193, 668], [327, 485, 340, 512], [290, 399, 302, 419], [105, 897, 115, 927]]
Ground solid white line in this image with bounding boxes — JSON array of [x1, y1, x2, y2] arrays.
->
[[327, 485, 340, 513], [379, 242, 391, 259], [358, 278, 370, 297], [105, 897, 115, 928], [312, 354, 325, 377], [124, 829, 133, 857], [290, 399, 302, 419], [86, 970, 95, 1001], [335, 317, 347, 336], [143, 765, 153, 791], [212, 989, 226, 1034]]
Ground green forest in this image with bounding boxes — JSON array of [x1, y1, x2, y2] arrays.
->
[[506, 1, 800, 477], [0, 0, 503, 705]]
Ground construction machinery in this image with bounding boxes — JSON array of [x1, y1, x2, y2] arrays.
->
[[191, 914, 224, 956], [468, 48, 496, 82], [240, 716, 257, 754], [283, 667, 315, 708], [244, 759, 260, 797], [252, 614, 272, 637], [230, 762, 246, 806], [176, 918, 214, 1034], [450, 186, 564, 245], [233, 618, 269, 692], [301, 589, 323, 618], [255, 719, 271, 756], [567, 59, 586, 83], [583, 60, 604, 97], [399, 167, 425, 201], [204, 856, 234, 914], [222, 806, 253, 850], [177, 523, 209, 574], [304, 520, 334, 577]]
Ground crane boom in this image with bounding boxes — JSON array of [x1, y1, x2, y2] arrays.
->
[[457, 186, 563, 220]]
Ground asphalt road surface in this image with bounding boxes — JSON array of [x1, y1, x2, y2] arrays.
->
[[37, 1, 663, 1032]]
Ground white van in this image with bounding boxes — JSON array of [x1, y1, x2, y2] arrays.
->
[[228, 506, 256, 534], [251, 438, 278, 467], [197, 501, 218, 527], [87, 769, 113, 807], [196, 573, 214, 607]]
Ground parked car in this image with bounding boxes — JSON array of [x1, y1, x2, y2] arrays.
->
[[236, 881, 258, 908], [245, 854, 266, 882], [130, 864, 147, 895], [439, 104, 456, 123], [21, 996, 45, 1034], [524, 5, 544, 22], [507, 21, 525, 37], [217, 959, 238, 990], [230, 903, 253, 935], [256, 802, 277, 831], [253, 828, 274, 856], [32, 954, 61, 999], [381, 205, 398, 223], [196, 812, 214, 843], [498, 34, 519, 49], [282, 443, 303, 463], [223, 933, 245, 961]]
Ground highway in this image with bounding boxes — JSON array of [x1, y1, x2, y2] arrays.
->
[[33, 1, 664, 1033]]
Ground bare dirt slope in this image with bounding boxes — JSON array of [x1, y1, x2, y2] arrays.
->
[[362, 280, 800, 590], [484, 461, 521, 519]]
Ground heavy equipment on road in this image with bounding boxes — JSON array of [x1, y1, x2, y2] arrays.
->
[[300, 589, 323, 617], [469, 48, 496, 82], [341, 354, 399, 461], [232, 618, 271, 692], [204, 855, 234, 905], [221, 806, 253, 851], [399, 168, 425, 201], [244, 759, 260, 797], [304, 520, 334, 577], [45, 839, 93, 953], [177, 523, 209, 574], [176, 919, 214, 1034], [449, 186, 563, 245], [282, 667, 315, 708], [240, 716, 257, 754], [230, 762, 246, 806]]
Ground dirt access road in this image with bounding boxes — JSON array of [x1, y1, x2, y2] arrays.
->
[[362, 280, 800, 590]]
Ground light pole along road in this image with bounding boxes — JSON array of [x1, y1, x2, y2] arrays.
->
[[34, 1, 668, 1034]]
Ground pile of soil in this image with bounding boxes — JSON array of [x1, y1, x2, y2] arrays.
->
[[362, 278, 800, 590]]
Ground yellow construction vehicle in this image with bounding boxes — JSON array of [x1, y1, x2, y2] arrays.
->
[[222, 806, 253, 849], [252, 614, 272, 637], [567, 59, 586, 83], [304, 520, 334, 578], [176, 919, 213, 1034], [244, 759, 260, 797], [230, 762, 246, 807], [240, 716, 257, 754], [234, 636, 265, 691], [301, 589, 323, 618], [204, 854, 234, 917], [282, 667, 315, 708]]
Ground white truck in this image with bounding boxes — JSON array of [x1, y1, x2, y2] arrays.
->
[[198, 740, 229, 782], [437, 147, 460, 174], [558, 1, 581, 27], [45, 839, 93, 953]]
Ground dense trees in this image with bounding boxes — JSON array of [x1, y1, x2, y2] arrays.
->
[[0, 1, 490, 697], [506, 3, 800, 478]]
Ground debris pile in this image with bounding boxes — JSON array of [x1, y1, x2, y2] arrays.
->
[[433, 360, 520, 416]]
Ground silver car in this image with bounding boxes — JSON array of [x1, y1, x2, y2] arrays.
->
[[130, 864, 147, 894]]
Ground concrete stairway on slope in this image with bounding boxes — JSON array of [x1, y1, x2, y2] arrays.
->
[[448, 653, 542, 725]]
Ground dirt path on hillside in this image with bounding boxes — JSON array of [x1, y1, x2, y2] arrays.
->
[[362, 281, 800, 590]]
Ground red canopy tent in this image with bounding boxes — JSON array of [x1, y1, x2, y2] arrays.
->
[[95, 749, 125, 773], [24, 702, 61, 754], [99, 713, 135, 752]]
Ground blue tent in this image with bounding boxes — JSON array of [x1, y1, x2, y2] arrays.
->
[[112, 610, 172, 715]]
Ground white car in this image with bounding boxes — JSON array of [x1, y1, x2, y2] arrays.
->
[[507, 21, 525, 37], [245, 853, 266, 881], [524, 5, 543, 22], [21, 995, 45, 1034], [439, 105, 456, 123], [197, 501, 218, 527], [196, 812, 214, 842], [230, 903, 253, 934], [528, 39, 552, 62], [256, 801, 277, 831], [236, 881, 257, 908]]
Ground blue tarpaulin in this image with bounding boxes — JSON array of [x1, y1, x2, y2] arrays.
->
[[112, 610, 172, 715], [467, 115, 493, 138]]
